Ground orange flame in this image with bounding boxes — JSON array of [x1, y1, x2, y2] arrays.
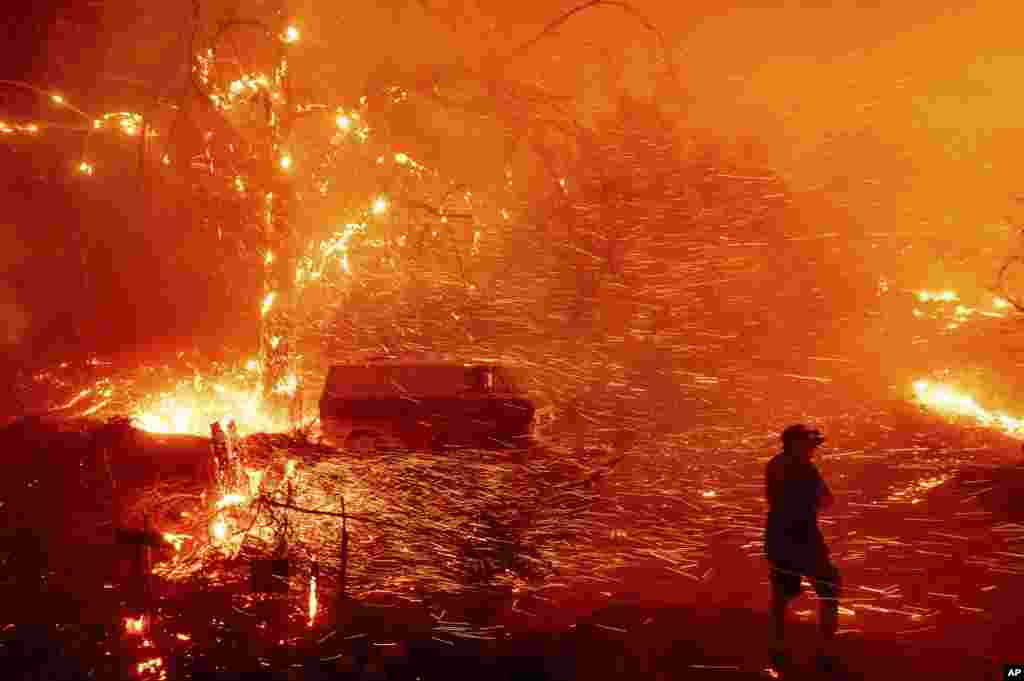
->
[[162, 533, 189, 553], [125, 616, 145, 634], [136, 656, 163, 676], [912, 380, 1024, 438], [211, 519, 229, 542], [916, 289, 958, 303], [130, 361, 288, 436]]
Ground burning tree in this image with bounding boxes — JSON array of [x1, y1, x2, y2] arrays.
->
[[4, 7, 515, 420], [2, 0, 801, 447]]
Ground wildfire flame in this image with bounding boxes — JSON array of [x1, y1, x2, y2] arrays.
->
[[912, 290, 1008, 325], [916, 290, 958, 303], [246, 468, 264, 497], [261, 292, 276, 316], [137, 656, 164, 677], [211, 519, 229, 542], [129, 359, 290, 436], [215, 493, 247, 510], [162, 532, 189, 553], [912, 380, 1024, 438]]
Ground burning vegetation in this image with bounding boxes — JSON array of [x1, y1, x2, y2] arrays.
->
[[4, 2, 1024, 680]]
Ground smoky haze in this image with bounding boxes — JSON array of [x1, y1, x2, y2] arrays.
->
[[5, 0, 1022, 376]]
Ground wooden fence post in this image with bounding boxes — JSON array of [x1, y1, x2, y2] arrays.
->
[[336, 496, 349, 626]]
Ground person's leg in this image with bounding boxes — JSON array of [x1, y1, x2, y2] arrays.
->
[[814, 561, 841, 640], [771, 583, 788, 646], [769, 563, 800, 657], [813, 560, 842, 669]]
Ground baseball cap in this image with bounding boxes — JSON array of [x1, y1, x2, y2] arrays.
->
[[781, 423, 825, 447]]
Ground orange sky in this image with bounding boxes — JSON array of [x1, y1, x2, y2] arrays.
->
[[324, 2, 1024, 258], [500, 1, 1023, 291], [45, 0, 1024, 292]]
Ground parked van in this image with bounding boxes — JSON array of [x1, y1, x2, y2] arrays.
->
[[319, 359, 536, 451]]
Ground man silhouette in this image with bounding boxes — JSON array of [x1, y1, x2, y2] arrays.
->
[[765, 424, 840, 670]]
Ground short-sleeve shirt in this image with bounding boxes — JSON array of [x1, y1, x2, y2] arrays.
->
[[764, 452, 830, 565]]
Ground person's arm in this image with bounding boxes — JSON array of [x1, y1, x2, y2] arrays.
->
[[765, 460, 781, 509], [817, 471, 835, 511]]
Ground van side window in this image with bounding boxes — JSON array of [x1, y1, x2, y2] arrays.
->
[[465, 366, 493, 392], [491, 367, 517, 392]]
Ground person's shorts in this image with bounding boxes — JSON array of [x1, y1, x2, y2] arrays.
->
[[769, 557, 840, 600]]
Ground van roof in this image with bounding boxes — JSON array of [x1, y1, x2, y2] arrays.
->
[[329, 359, 500, 368]]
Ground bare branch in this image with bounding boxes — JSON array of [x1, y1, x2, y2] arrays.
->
[[502, 0, 679, 85]]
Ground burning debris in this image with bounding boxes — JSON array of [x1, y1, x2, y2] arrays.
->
[[3, 6, 1024, 677], [912, 380, 1024, 439], [4, 346, 1024, 679]]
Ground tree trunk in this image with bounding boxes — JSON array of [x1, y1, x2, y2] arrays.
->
[[260, 177, 301, 423]]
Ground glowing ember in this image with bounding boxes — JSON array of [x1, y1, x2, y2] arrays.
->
[[215, 493, 247, 510], [136, 657, 163, 676], [283, 25, 300, 43], [887, 472, 953, 504], [916, 290, 958, 303], [335, 113, 351, 130], [125, 616, 145, 634], [261, 292, 276, 316], [912, 380, 1024, 438], [211, 519, 229, 542], [78, 160, 94, 176], [162, 533, 189, 553], [175, 633, 191, 641], [372, 196, 388, 215], [279, 152, 292, 170], [246, 468, 264, 496], [51, 93, 64, 104], [308, 573, 318, 627], [272, 373, 299, 396]]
